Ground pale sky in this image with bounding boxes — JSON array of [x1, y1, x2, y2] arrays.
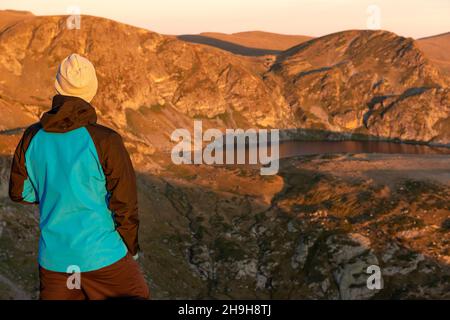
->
[[1, 0, 449, 38]]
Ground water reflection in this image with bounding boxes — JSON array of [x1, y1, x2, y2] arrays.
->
[[278, 141, 450, 159]]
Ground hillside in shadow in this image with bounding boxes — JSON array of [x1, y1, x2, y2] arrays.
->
[[178, 34, 282, 56], [1, 152, 449, 299]]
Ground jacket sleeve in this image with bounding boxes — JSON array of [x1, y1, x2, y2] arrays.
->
[[9, 124, 41, 204], [104, 132, 139, 255], [98, 129, 139, 255]]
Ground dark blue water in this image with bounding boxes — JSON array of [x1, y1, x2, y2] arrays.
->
[[278, 140, 450, 159]]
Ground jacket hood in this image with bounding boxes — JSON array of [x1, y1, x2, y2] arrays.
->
[[41, 95, 97, 133]]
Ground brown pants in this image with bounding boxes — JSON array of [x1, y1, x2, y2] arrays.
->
[[39, 253, 150, 300]]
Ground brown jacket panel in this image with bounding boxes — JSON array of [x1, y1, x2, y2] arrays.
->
[[85, 123, 140, 255], [9, 123, 42, 204]]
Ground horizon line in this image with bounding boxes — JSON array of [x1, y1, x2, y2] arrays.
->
[[1, 9, 449, 41]]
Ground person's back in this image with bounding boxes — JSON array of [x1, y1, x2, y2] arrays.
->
[[9, 54, 149, 300]]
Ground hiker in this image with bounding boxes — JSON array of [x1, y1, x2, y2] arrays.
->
[[8, 53, 150, 300]]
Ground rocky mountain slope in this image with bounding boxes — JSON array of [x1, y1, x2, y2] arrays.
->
[[0, 13, 449, 149], [0, 13, 298, 156], [268, 30, 450, 144]]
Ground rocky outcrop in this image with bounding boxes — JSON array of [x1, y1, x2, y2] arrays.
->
[[268, 30, 450, 144], [366, 87, 450, 144]]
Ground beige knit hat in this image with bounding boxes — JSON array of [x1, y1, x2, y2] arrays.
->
[[55, 54, 98, 103]]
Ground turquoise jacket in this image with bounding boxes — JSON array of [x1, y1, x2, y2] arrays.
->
[[9, 95, 139, 272]]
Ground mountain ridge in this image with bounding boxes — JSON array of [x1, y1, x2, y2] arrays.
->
[[417, 32, 450, 77], [0, 13, 448, 149]]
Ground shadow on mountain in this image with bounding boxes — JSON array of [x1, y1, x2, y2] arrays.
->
[[0, 136, 449, 299], [133, 158, 450, 299], [177, 34, 282, 56]]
